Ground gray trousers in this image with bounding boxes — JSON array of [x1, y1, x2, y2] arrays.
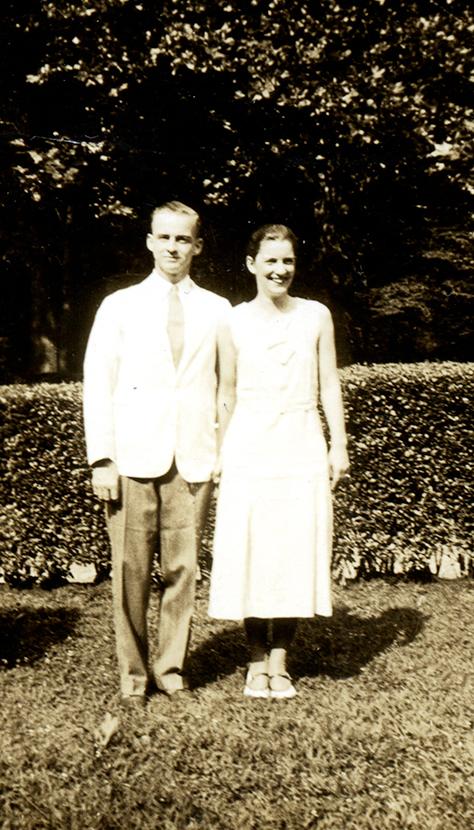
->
[[106, 464, 212, 696]]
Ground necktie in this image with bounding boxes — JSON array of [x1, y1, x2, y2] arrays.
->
[[167, 284, 184, 367]]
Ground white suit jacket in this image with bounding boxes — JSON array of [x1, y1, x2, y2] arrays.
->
[[83, 271, 230, 481]]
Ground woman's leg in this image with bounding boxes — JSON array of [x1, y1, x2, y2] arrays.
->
[[268, 618, 298, 695], [243, 617, 269, 694]]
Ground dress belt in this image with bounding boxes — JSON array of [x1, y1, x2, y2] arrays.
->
[[235, 397, 317, 415]]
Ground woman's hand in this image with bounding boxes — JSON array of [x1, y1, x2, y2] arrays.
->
[[328, 445, 350, 491], [212, 455, 222, 485]]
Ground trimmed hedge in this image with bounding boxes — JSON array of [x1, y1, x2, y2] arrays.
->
[[0, 383, 107, 587], [333, 362, 473, 579], [1, 363, 472, 587]]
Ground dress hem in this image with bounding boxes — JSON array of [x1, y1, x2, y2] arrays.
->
[[208, 609, 333, 621]]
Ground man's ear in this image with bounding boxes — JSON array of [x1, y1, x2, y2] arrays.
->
[[146, 233, 154, 252], [193, 237, 203, 256], [246, 255, 256, 274]]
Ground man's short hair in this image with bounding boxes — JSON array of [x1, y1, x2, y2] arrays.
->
[[151, 201, 202, 237], [246, 224, 297, 259]]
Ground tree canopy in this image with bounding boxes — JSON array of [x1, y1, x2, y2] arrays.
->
[[0, 0, 472, 376]]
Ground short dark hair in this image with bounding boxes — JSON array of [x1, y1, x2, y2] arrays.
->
[[246, 224, 298, 259], [151, 201, 201, 237]]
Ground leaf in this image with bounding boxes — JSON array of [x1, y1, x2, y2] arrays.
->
[[94, 712, 120, 748]]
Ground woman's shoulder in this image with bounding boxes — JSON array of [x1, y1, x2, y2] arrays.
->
[[221, 302, 251, 340], [228, 301, 253, 323], [294, 297, 331, 320], [230, 301, 250, 312]]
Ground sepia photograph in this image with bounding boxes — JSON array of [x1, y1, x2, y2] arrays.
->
[[1, 1, 473, 828]]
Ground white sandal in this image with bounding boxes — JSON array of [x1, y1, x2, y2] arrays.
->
[[269, 672, 297, 700], [243, 671, 270, 699]]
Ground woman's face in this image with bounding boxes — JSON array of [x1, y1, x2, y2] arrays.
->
[[246, 238, 296, 300]]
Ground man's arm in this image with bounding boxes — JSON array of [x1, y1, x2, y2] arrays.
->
[[83, 296, 121, 501], [318, 307, 350, 490]]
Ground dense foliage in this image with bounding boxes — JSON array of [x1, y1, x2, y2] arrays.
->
[[0, 383, 107, 586], [332, 361, 473, 578], [0, 1, 472, 376], [1, 362, 472, 586]]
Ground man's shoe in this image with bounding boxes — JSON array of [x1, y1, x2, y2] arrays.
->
[[155, 675, 190, 697], [162, 682, 192, 699], [167, 688, 192, 700], [120, 695, 146, 711]]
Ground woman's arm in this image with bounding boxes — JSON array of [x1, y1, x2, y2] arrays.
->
[[214, 321, 237, 481], [318, 307, 350, 490]]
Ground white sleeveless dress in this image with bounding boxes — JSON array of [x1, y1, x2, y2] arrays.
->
[[208, 298, 333, 620]]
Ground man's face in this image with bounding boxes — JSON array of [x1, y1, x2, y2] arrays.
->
[[146, 210, 202, 283]]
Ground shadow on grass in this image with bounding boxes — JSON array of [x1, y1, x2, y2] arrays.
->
[[292, 605, 427, 680], [189, 605, 426, 688], [0, 606, 80, 669], [188, 624, 248, 689]]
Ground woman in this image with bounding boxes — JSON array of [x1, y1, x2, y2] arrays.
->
[[209, 224, 349, 699]]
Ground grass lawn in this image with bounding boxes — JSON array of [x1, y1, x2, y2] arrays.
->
[[1, 577, 473, 829]]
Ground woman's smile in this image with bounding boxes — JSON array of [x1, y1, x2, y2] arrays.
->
[[266, 273, 291, 285], [247, 238, 296, 300]]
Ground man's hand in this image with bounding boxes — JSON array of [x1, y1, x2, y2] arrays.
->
[[328, 445, 350, 492], [91, 460, 120, 502]]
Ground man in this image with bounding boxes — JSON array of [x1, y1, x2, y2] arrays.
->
[[83, 201, 230, 706]]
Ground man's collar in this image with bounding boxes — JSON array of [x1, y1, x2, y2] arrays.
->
[[150, 269, 193, 294]]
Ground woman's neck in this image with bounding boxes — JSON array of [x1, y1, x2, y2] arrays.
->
[[253, 292, 294, 314]]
